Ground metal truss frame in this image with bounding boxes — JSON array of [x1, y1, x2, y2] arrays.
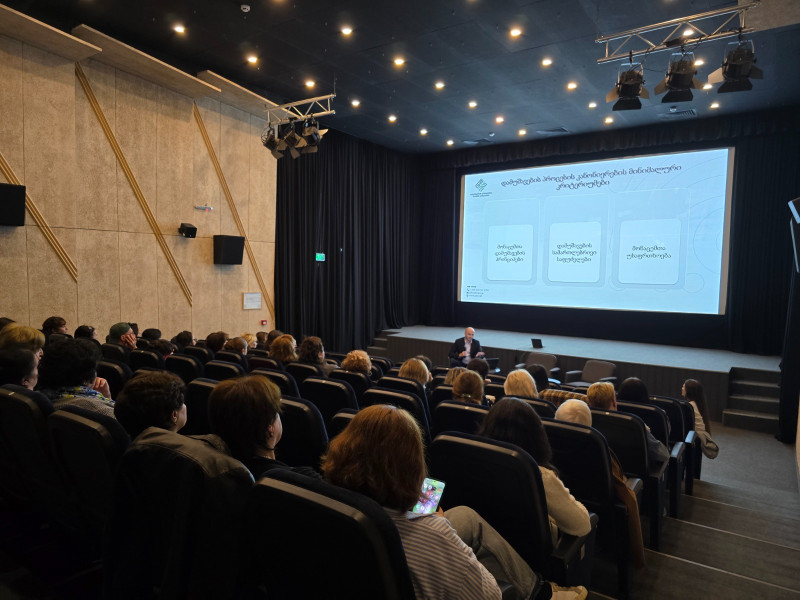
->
[[265, 93, 336, 127]]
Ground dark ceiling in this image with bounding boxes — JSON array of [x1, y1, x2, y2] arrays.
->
[[5, 0, 800, 153]]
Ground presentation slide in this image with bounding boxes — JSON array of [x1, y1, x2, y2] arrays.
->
[[459, 148, 733, 314]]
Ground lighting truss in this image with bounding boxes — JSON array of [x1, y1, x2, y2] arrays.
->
[[264, 93, 336, 127], [595, 2, 760, 64]]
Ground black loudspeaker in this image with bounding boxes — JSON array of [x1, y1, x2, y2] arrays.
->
[[213, 235, 245, 265], [178, 223, 197, 238], [0, 183, 26, 226]]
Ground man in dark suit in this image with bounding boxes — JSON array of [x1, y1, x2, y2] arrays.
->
[[449, 327, 485, 367]]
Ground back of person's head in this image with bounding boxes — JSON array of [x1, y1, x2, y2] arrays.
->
[[150, 339, 175, 358], [341, 350, 371, 374], [39, 338, 100, 389], [174, 330, 193, 349], [414, 355, 433, 372], [269, 334, 297, 363], [141, 328, 162, 341], [555, 399, 592, 426], [42, 316, 67, 336], [444, 366, 466, 386], [0, 324, 46, 354], [208, 375, 282, 463], [114, 371, 186, 438], [322, 404, 425, 512], [298, 336, 324, 364], [128, 322, 139, 337], [74, 325, 96, 340], [398, 357, 430, 387], [256, 331, 268, 345], [526, 364, 549, 392], [0, 317, 14, 332], [683, 378, 712, 433], [107, 322, 132, 344], [618, 377, 649, 404], [453, 370, 484, 404], [224, 337, 248, 355], [205, 331, 229, 353], [587, 382, 616, 410], [0, 348, 38, 389], [466, 357, 489, 380], [265, 329, 283, 349], [477, 397, 553, 468], [504, 369, 538, 398], [241, 333, 257, 348]]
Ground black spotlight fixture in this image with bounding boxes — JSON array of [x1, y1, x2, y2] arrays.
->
[[607, 59, 649, 111], [260, 125, 286, 159], [300, 118, 328, 154], [178, 223, 197, 238], [281, 121, 308, 159], [708, 39, 762, 93], [654, 50, 703, 103]]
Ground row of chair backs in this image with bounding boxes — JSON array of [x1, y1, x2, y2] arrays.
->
[[432, 401, 488, 436], [275, 398, 329, 472], [299, 377, 359, 428], [97, 359, 134, 398], [361, 388, 431, 443], [252, 368, 300, 398], [329, 369, 372, 398]]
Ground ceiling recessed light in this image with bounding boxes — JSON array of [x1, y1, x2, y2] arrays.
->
[[683, 27, 694, 37], [604, 116, 614, 124], [468, 100, 478, 109], [495, 115, 504, 124], [702, 83, 713, 90], [541, 57, 553, 67], [388, 114, 397, 122], [173, 24, 185, 34], [446, 139, 454, 146], [434, 81, 445, 90], [420, 128, 428, 136], [393, 57, 405, 66], [305, 79, 315, 88], [351, 99, 361, 107], [567, 81, 578, 90], [694, 58, 705, 66], [518, 129, 527, 136], [510, 27, 522, 37], [246, 55, 258, 64], [588, 101, 597, 108], [710, 102, 720, 109], [341, 26, 353, 36]]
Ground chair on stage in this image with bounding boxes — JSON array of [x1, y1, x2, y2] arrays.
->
[[564, 360, 617, 390], [523, 351, 562, 381]]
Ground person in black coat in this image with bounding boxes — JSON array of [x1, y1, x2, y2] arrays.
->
[[448, 327, 485, 367]]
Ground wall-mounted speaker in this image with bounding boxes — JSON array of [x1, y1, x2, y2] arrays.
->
[[178, 223, 197, 238], [0, 183, 26, 226], [213, 235, 245, 265]]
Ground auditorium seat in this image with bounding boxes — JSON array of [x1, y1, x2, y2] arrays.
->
[[277, 397, 328, 471], [299, 377, 359, 429], [214, 350, 248, 371], [328, 409, 358, 440], [285, 361, 322, 384], [650, 394, 700, 494], [129, 349, 164, 371], [432, 400, 488, 436], [431, 374, 447, 389], [361, 388, 431, 444], [369, 364, 383, 381], [204, 360, 245, 381], [430, 385, 455, 412], [329, 369, 372, 399], [97, 359, 133, 398], [243, 469, 416, 599], [523, 351, 562, 381], [368, 356, 393, 375], [104, 428, 254, 600], [47, 405, 130, 542], [251, 368, 300, 398], [183, 378, 218, 435], [247, 348, 269, 357], [325, 351, 348, 364], [387, 366, 402, 377], [430, 431, 596, 587], [486, 373, 506, 384], [485, 382, 506, 399], [248, 356, 281, 372], [431, 366, 450, 377], [376, 376, 429, 417], [510, 397, 556, 419], [564, 359, 617, 390], [101, 343, 128, 363], [184, 345, 214, 365], [165, 354, 204, 384]]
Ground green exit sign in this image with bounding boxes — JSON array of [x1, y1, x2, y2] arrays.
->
[[315, 253, 326, 262]]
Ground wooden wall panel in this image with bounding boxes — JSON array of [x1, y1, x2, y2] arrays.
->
[[189, 236, 221, 338], [0, 226, 30, 323], [156, 87, 193, 236], [118, 231, 159, 328], [76, 229, 120, 331], [158, 234, 193, 338], [218, 103, 250, 237], [0, 35, 24, 178], [248, 241, 275, 331], [248, 115, 276, 244], [26, 225, 77, 328]]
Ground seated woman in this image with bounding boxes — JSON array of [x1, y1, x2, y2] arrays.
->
[[37, 338, 114, 417], [398, 357, 431, 390], [241, 333, 258, 350], [452, 370, 486, 406], [443, 366, 466, 386], [341, 349, 372, 375], [0, 324, 46, 359], [503, 369, 538, 399], [42, 315, 69, 341], [297, 336, 335, 377], [478, 398, 591, 544], [682, 379, 719, 459], [0, 348, 39, 390], [114, 371, 186, 438], [269, 334, 298, 365], [322, 404, 563, 600], [208, 374, 319, 479], [617, 377, 649, 404]]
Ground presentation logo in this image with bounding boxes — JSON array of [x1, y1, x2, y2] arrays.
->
[[475, 179, 488, 192]]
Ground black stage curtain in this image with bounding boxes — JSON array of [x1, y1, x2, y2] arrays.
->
[[417, 106, 800, 355], [275, 130, 421, 352]]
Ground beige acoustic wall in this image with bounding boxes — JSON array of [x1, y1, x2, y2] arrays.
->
[[0, 34, 277, 340]]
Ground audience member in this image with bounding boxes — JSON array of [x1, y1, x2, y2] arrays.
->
[[38, 338, 114, 417], [322, 404, 568, 600], [241, 333, 257, 349], [224, 337, 248, 356], [42, 316, 68, 340], [114, 371, 186, 439], [466, 357, 490, 383], [208, 375, 319, 479], [74, 325, 98, 340], [414, 354, 434, 373], [297, 336, 334, 376], [341, 349, 372, 374], [478, 397, 591, 544], [554, 399, 591, 426], [141, 328, 162, 342], [443, 366, 466, 386], [682, 379, 719, 458], [269, 334, 297, 364], [448, 327, 485, 367], [150, 339, 175, 359], [173, 330, 194, 352], [205, 331, 229, 354], [0, 324, 46, 358], [0, 317, 14, 332], [398, 357, 431, 388], [452, 370, 485, 405], [107, 322, 137, 350], [503, 369, 538, 399], [128, 323, 139, 337], [528, 363, 588, 407], [0, 348, 39, 389], [255, 331, 268, 349], [586, 382, 669, 466], [265, 329, 284, 352], [617, 377, 650, 404]]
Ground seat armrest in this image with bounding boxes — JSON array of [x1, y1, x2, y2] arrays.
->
[[564, 370, 582, 383], [648, 457, 669, 481], [498, 581, 522, 600], [548, 378, 562, 387], [626, 476, 643, 503], [550, 512, 599, 564], [598, 376, 617, 386], [684, 430, 696, 446], [549, 367, 562, 378], [670, 441, 686, 462]]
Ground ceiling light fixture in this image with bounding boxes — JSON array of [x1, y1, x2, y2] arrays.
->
[[510, 27, 522, 37], [703, 83, 713, 90], [446, 139, 454, 146], [604, 116, 614, 124], [682, 27, 695, 37], [388, 114, 397, 123], [708, 39, 763, 93], [567, 81, 578, 90], [606, 59, 649, 111], [420, 128, 428, 136], [710, 102, 720, 109], [305, 80, 315, 88], [434, 81, 445, 90], [694, 58, 705, 66], [247, 55, 258, 64], [541, 58, 553, 67], [518, 129, 527, 136], [495, 115, 504, 124], [393, 57, 405, 66], [588, 101, 597, 108], [654, 50, 702, 102], [351, 99, 361, 107], [468, 100, 478, 109], [173, 24, 185, 34], [341, 26, 353, 36]]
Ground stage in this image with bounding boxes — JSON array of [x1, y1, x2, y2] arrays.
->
[[370, 326, 781, 421]]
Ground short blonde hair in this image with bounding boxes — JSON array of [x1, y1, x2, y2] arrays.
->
[[241, 333, 257, 347], [398, 358, 429, 387], [0, 324, 45, 353], [587, 382, 616, 410], [503, 369, 538, 399], [444, 366, 466, 386], [555, 399, 592, 426], [341, 350, 372, 374]]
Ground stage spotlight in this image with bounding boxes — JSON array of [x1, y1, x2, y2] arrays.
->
[[654, 51, 702, 103], [300, 119, 328, 154], [178, 223, 197, 238], [708, 39, 762, 93], [606, 61, 649, 111], [260, 126, 285, 159]]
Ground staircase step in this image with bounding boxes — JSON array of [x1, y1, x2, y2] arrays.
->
[[722, 409, 779, 433], [727, 394, 780, 414], [691, 480, 800, 520], [730, 367, 781, 385], [365, 345, 385, 355], [729, 380, 780, 398], [373, 337, 388, 345]]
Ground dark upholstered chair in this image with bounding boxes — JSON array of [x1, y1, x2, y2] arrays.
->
[[104, 428, 254, 600], [285, 361, 322, 385], [248, 356, 281, 372], [165, 354, 204, 384], [362, 388, 431, 444], [430, 431, 596, 587], [183, 378, 218, 435], [376, 376, 429, 419], [299, 377, 359, 429], [328, 408, 358, 440], [431, 374, 447, 389], [247, 348, 269, 357], [101, 343, 128, 363], [243, 469, 416, 599], [387, 366, 402, 377], [502, 396, 556, 419], [650, 394, 699, 494], [523, 351, 562, 380], [204, 360, 245, 381], [184, 345, 214, 365], [47, 405, 130, 542], [368, 356, 392, 375], [432, 400, 488, 436], [543, 419, 640, 600], [430, 384, 455, 413], [129, 349, 165, 371], [485, 382, 506, 399], [277, 398, 328, 472], [97, 359, 133, 399], [251, 368, 300, 398], [486, 373, 506, 384], [214, 350, 248, 371], [329, 369, 372, 400], [564, 360, 617, 390]]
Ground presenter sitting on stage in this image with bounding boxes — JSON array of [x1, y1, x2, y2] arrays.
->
[[449, 327, 485, 367]]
